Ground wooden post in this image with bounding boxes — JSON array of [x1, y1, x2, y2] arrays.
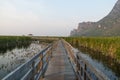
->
[[37, 55, 43, 73], [84, 64, 87, 80], [31, 61, 35, 80], [46, 50, 50, 63], [76, 55, 80, 80], [41, 52, 44, 78], [50, 46, 53, 58]]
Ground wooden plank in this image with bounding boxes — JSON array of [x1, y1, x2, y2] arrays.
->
[[44, 40, 76, 80]]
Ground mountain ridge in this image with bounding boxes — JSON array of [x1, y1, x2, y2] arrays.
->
[[70, 0, 120, 36]]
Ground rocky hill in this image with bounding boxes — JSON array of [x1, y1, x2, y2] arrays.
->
[[70, 0, 120, 36]]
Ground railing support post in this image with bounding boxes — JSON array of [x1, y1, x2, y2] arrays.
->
[[31, 61, 35, 80], [41, 53, 44, 78], [76, 55, 80, 80], [84, 64, 87, 80]]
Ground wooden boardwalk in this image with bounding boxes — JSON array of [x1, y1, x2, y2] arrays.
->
[[43, 40, 76, 80], [2, 39, 109, 80]]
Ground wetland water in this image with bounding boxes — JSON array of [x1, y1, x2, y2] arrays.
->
[[0, 43, 46, 79], [73, 47, 120, 80]]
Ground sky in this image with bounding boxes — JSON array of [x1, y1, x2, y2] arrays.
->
[[0, 0, 117, 36]]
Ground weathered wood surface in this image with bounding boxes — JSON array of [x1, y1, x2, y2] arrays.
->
[[43, 40, 76, 80]]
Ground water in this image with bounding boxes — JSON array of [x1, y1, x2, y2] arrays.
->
[[73, 47, 120, 80], [0, 43, 46, 79]]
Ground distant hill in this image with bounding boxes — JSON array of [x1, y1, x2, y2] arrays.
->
[[70, 0, 120, 36]]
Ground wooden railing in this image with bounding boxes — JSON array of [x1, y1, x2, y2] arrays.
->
[[62, 39, 110, 80], [2, 44, 53, 80]]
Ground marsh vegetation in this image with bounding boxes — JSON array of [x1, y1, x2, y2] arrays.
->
[[0, 36, 32, 53], [63, 37, 120, 78]]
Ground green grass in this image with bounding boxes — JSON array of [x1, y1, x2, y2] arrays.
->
[[0, 36, 32, 53], [63, 37, 120, 62]]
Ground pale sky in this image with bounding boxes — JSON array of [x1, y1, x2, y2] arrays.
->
[[0, 0, 117, 36]]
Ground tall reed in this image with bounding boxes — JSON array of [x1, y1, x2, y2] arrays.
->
[[0, 36, 32, 53], [63, 37, 120, 63]]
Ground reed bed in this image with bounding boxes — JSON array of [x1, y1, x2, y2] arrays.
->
[[0, 36, 32, 53], [63, 37, 120, 63]]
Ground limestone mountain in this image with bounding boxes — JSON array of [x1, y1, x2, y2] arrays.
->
[[70, 0, 120, 36]]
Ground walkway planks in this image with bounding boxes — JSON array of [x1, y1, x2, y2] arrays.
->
[[43, 40, 76, 80]]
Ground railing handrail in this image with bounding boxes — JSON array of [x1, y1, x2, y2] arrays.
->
[[62, 39, 110, 80], [2, 44, 52, 80], [76, 53, 110, 80]]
